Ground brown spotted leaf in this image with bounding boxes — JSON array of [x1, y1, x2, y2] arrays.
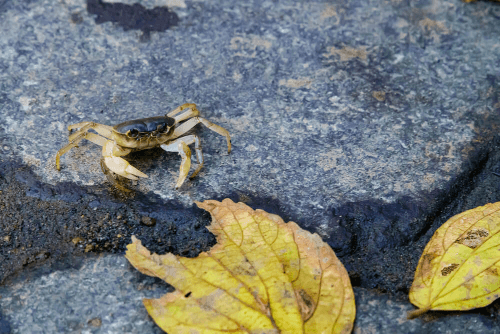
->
[[126, 198, 355, 333], [409, 202, 500, 317]]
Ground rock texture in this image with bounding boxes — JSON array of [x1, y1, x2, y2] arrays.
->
[[1, 0, 500, 332]]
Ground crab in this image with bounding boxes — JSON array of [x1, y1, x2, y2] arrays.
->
[[55, 103, 231, 189]]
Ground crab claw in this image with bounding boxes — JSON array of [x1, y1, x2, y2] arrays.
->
[[103, 156, 148, 180], [102, 140, 148, 180], [175, 141, 191, 189]]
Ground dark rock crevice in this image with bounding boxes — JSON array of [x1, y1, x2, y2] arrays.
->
[[0, 159, 215, 285], [86, 0, 179, 40]]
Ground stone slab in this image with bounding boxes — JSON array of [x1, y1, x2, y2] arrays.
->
[[1, 0, 500, 332]]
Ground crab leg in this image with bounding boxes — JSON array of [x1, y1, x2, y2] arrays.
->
[[161, 135, 204, 188], [171, 117, 231, 153], [102, 140, 148, 180], [56, 132, 108, 170], [68, 122, 113, 142], [166, 103, 199, 118], [186, 135, 204, 179]]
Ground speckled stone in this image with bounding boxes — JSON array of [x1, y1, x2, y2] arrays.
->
[[2, 254, 500, 334], [0, 255, 168, 334], [2, 0, 500, 332], [354, 288, 500, 333], [1, 0, 498, 218]]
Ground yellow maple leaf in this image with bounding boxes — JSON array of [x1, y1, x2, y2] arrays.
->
[[409, 202, 500, 318], [126, 198, 355, 333]]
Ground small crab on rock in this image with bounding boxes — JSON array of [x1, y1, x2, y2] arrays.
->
[[56, 103, 231, 189]]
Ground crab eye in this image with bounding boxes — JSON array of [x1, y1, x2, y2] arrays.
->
[[156, 124, 166, 132], [127, 129, 140, 138]]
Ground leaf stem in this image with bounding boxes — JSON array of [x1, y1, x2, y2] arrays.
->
[[407, 307, 431, 319]]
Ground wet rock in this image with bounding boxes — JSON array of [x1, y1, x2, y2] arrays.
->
[[1, 0, 500, 332], [140, 216, 156, 227]]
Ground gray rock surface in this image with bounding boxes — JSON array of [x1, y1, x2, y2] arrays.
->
[[1, 0, 500, 332], [0, 255, 167, 334], [2, 254, 500, 334], [354, 288, 500, 333], [2, 0, 498, 224]]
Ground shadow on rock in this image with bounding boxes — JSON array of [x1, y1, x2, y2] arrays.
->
[[86, 0, 179, 40]]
